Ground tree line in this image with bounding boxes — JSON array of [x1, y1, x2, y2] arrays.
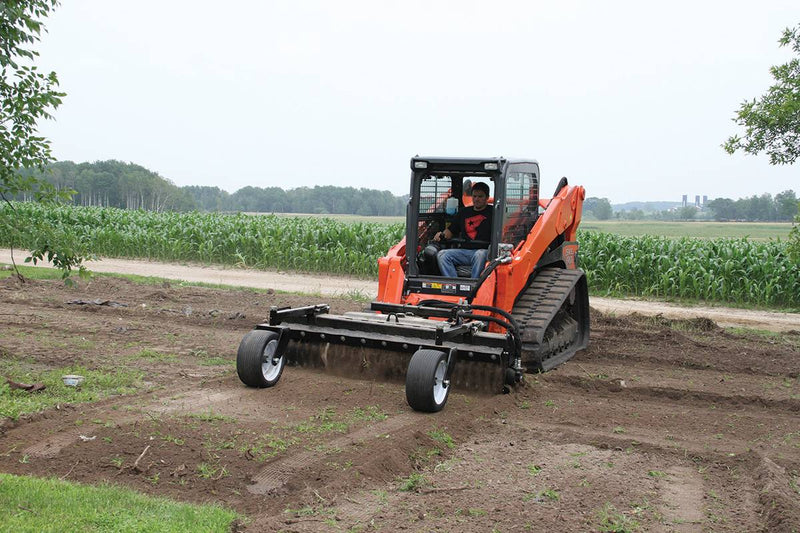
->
[[582, 192, 798, 222], [705, 191, 798, 222], [16, 161, 798, 222], [15, 160, 407, 216]]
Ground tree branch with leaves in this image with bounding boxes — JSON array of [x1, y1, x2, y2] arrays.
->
[[1, 0, 91, 283], [724, 24, 800, 263], [724, 25, 800, 165]]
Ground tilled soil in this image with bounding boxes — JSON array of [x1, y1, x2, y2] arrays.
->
[[1, 276, 799, 532]]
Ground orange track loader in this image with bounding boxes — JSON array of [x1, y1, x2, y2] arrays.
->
[[236, 157, 589, 412]]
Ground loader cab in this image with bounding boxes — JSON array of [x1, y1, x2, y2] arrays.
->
[[404, 157, 540, 299]]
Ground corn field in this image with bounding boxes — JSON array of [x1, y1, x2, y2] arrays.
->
[[578, 231, 799, 308], [2, 203, 798, 307], [1, 203, 404, 277]]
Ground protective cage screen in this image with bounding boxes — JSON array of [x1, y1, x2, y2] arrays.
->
[[502, 172, 539, 245], [419, 175, 452, 214]]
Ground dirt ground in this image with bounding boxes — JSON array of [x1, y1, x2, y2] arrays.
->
[[1, 274, 800, 532]]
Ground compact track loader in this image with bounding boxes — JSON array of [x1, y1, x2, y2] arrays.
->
[[236, 157, 589, 412]]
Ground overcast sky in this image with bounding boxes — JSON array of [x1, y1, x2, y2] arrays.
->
[[36, 0, 798, 203]]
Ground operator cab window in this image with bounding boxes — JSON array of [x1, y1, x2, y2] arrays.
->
[[417, 175, 495, 246], [502, 171, 538, 246]]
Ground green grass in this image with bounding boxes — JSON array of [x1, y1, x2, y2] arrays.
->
[[537, 488, 560, 501], [597, 502, 640, 532], [187, 410, 236, 423], [581, 220, 793, 241], [0, 263, 66, 281], [0, 473, 238, 532], [398, 472, 428, 492], [129, 349, 176, 362], [349, 405, 388, 422], [0, 365, 143, 421], [427, 428, 455, 449], [291, 407, 349, 433]]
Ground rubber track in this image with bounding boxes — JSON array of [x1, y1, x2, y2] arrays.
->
[[511, 267, 586, 371]]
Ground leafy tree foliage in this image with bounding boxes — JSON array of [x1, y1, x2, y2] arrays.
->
[[583, 197, 613, 220], [790, 210, 800, 262], [724, 25, 800, 164], [184, 182, 405, 215], [0, 0, 91, 282], [677, 206, 697, 220], [622, 208, 645, 221], [706, 190, 797, 221], [20, 160, 196, 211], [724, 25, 800, 261], [19, 160, 408, 215], [182, 185, 228, 211]]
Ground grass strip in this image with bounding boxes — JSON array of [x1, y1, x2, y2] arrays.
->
[[0, 473, 238, 532], [0, 365, 142, 421]]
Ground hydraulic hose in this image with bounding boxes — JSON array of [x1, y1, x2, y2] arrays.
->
[[467, 256, 506, 301], [416, 298, 522, 360]]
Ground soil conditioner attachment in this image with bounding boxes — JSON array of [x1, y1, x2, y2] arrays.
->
[[237, 157, 590, 412]]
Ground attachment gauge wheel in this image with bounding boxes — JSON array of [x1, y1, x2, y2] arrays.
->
[[406, 349, 450, 412], [237, 330, 285, 388]]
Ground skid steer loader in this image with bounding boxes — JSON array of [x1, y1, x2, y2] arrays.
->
[[236, 157, 589, 412]]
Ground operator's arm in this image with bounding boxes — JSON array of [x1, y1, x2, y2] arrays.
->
[[433, 228, 452, 241], [434, 212, 461, 241]]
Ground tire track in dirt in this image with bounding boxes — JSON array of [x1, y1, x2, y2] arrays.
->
[[660, 466, 705, 531], [247, 412, 420, 495], [333, 491, 405, 530]]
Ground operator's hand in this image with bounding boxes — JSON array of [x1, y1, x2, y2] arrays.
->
[[433, 231, 442, 242]]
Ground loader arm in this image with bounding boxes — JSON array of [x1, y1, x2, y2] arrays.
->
[[493, 184, 585, 314]]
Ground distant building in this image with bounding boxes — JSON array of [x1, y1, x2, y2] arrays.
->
[[682, 194, 687, 207], [695, 195, 700, 207], [702, 195, 708, 206]]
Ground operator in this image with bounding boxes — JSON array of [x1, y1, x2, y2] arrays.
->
[[432, 181, 493, 278]]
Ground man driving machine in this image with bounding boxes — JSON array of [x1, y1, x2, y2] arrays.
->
[[432, 181, 493, 278]]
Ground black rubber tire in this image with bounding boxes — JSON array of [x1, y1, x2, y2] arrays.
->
[[236, 330, 285, 388], [405, 349, 450, 413], [504, 367, 518, 386]]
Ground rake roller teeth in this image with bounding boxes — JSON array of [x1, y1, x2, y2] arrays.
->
[[285, 340, 504, 395], [286, 342, 408, 383], [449, 360, 505, 394]]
